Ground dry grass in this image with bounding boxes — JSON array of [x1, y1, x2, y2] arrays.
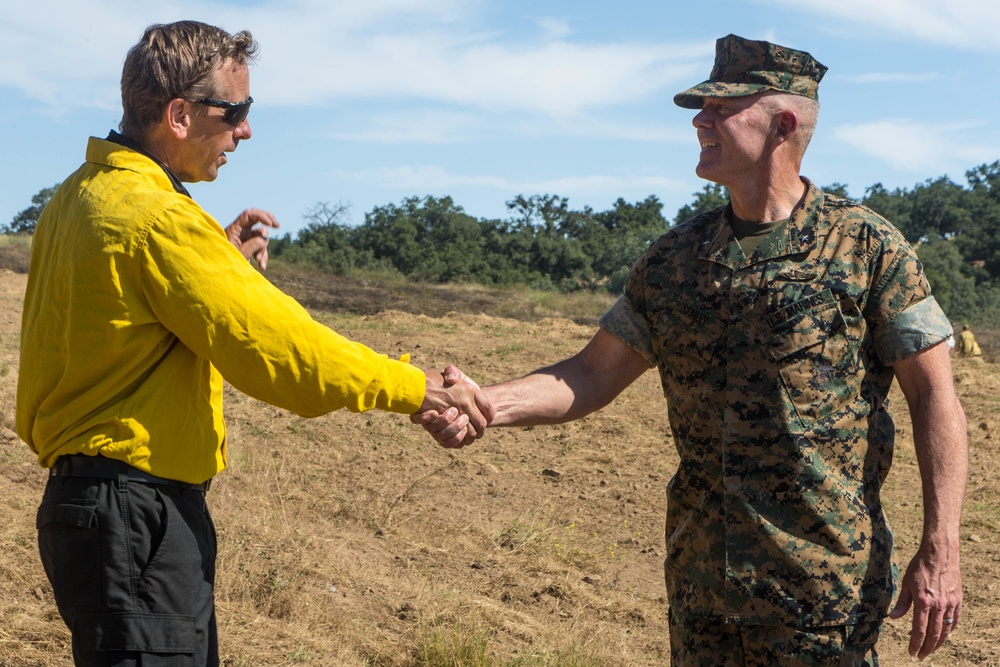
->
[[1, 266, 998, 666], [0, 236, 31, 274]]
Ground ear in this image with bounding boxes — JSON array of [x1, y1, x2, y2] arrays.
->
[[164, 98, 193, 139], [775, 110, 799, 140]]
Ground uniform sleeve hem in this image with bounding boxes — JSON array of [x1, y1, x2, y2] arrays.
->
[[599, 297, 658, 367], [875, 296, 953, 366]]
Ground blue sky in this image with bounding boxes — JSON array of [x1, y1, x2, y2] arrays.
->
[[2, 0, 999, 238]]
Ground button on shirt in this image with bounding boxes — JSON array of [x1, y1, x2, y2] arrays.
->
[[600, 180, 952, 626]]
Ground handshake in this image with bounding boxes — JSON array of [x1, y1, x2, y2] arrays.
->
[[413, 365, 494, 448]]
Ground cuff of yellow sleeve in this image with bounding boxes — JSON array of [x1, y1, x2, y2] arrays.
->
[[369, 355, 426, 414]]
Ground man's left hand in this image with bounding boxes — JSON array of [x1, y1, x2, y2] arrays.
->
[[226, 208, 279, 269], [889, 545, 962, 659]]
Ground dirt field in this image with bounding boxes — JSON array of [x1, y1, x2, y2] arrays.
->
[[0, 266, 997, 666]]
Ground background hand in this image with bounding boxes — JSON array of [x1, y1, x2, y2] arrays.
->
[[226, 208, 279, 269]]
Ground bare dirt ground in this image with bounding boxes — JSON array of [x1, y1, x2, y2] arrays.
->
[[0, 266, 997, 666]]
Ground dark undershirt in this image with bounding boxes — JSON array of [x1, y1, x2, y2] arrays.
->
[[730, 215, 788, 257]]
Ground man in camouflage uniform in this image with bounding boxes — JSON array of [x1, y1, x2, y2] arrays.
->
[[416, 34, 967, 666]]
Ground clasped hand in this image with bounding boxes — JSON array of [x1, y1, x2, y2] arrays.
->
[[415, 365, 493, 448]]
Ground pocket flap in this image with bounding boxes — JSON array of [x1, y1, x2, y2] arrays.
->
[[36, 500, 99, 530], [74, 612, 196, 653]]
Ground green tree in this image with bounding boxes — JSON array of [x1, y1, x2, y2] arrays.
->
[[504, 195, 596, 290], [4, 183, 60, 235], [674, 183, 729, 224], [354, 196, 488, 283], [271, 201, 370, 274], [960, 162, 1000, 276], [821, 182, 852, 198], [904, 177, 970, 242], [862, 183, 912, 240], [917, 239, 980, 323], [587, 196, 668, 292]]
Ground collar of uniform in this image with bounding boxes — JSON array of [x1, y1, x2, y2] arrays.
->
[[104, 130, 192, 198], [767, 178, 821, 258], [695, 178, 821, 268], [695, 204, 749, 269]]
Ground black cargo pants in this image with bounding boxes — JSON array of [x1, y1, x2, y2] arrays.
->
[[37, 464, 217, 666]]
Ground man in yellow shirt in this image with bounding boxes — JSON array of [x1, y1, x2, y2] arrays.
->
[[955, 324, 982, 358], [16, 21, 489, 666]]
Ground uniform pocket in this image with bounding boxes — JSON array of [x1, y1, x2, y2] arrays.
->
[[37, 499, 102, 614], [767, 290, 860, 425], [74, 611, 195, 656], [651, 295, 726, 367]]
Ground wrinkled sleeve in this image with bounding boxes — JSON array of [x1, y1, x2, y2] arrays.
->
[[865, 231, 953, 366], [137, 201, 426, 415], [873, 296, 952, 366], [599, 259, 658, 368]]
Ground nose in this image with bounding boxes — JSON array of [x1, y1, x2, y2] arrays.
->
[[692, 107, 711, 128], [234, 119, 252, 141]]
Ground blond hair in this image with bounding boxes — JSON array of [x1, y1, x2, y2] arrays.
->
[[119, 21, 257, 138]]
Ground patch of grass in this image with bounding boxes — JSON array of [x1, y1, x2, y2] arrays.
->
[[495, 517, 555, 553], [412, 618, 491, 667], [266, 263, 615, 325], [494, 515, 616, 570], [411, 617, 610, 667], [0, 235, 31, 273], [485, 344, 526, 359], [504, 647, 609, 667]]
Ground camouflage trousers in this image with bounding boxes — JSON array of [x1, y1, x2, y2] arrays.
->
[[668, 609, 881, 667]]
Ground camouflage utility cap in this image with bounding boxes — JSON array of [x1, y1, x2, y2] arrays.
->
[[674, 34, 827, 109]]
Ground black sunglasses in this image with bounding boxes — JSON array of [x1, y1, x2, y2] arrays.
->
[[197, 96, 254, 127]]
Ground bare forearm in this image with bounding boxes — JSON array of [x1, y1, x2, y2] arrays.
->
[[908, 388, 968, 548], [487, 362, 603, 427], [487, 328, 650, 427], [890, 342, 967, 657]]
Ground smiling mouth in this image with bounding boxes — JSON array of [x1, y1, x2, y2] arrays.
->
[[700, 141, 720, 149]]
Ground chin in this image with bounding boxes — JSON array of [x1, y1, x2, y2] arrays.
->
[[196, 167, 220, 183]]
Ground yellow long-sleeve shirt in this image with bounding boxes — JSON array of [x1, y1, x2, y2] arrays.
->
[[16, 136, 425, 484]]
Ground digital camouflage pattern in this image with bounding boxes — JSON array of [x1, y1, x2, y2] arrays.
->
[[600, 180, 952, 627], [674, 34, 828, 109], [668, 609, 881, 666]]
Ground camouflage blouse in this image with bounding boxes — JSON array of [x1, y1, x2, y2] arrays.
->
[[600, 180, 951, 627]]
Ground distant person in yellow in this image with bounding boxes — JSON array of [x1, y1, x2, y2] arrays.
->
[[16, 20, 491, 667], [956, 324, 982, 358]]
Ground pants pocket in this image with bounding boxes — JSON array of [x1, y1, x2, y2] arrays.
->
[[37, 499, 102, 616], [74, 612, 195, 665]]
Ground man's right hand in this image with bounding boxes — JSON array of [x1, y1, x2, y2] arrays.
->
[[415, 366, 494, 448]]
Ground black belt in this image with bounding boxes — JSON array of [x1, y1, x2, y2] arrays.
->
[[49, 455, 211, 492]]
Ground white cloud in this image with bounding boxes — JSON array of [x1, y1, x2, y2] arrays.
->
[[334, 165, 510, 190], [763, 0, 1000, 50], [842, 72, 945, 85], [325, 109, 483, 144], [536, 16, 574, 40], [259, 32, 699, 117], [833, 119, 996, 173], [0, 0, 141, 107], [0, 0, 703, 119], [530, 174, 685, 197], [333, 164, 685, 198], [324, 105, 690, 145]]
